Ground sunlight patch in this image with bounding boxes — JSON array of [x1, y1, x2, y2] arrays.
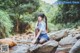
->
[[41, 0, 57, 4]]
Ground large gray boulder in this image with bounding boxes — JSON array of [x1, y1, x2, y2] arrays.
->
[[48, 30, 68, 40], [56, 35, 77, 52], [30, 40, 58, 53], [69, 39, 80, 53]]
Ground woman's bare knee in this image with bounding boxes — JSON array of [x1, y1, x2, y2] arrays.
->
[[39, 38, 46, 44]]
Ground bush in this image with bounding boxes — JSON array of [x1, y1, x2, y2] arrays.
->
[[0, 10, 13, 38]]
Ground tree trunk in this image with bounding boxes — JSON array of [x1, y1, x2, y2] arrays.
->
[[16, 18, 19, 33]]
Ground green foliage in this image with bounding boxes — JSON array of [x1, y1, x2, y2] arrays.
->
[[0, 0, 40, 37], [0, 10, 13, 38], [0, 0, 80, 37], [0, 0, 39, 13], [21, 13, 33, 23], [37, 0, 80, 31], [53, 4, 80, 24]]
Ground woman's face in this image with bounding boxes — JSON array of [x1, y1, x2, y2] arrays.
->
[[38, 16, 42, 22]]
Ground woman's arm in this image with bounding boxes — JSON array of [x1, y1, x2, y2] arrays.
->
[[35, 22, 45, 39], [35, 30, 41, 39], [35, 28, 39, 37], [32, 30, 41, 43]]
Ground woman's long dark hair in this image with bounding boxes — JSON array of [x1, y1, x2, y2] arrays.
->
[[38, 14, 48, 32]]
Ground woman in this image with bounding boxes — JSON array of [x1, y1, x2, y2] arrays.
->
[[32, 13, 49, 44]]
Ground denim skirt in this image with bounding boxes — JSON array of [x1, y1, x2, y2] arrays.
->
[[38, 33, 49, 41]]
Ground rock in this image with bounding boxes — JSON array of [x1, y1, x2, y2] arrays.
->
[[74, 34, 80, 40], [11, 44, 30, 53], [69, 28, 80, 35], [56, 35, 77, 52], [56, 45, 72, 53], [29, 44, 42, 52], [55, 50, 68, 53], [0, 38, 17, 47], [48, 29, 68, 40], [31, 40, 58, 53], [42, 40, 58, 47], [10, 40, 58, 53], [11, 34, 34, 44], [69, 39, 80, 53], [59, 35, 77, 45]]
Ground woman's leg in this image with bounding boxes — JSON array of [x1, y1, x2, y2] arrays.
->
[[39, 34, 49, 44], [39, 38, 47, 44]]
